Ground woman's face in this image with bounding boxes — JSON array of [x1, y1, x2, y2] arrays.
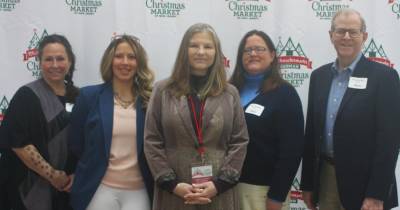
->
[[188, 32, 216, 76], [112, 42, 137, 84], [242, 34, 275, 75], [40, 43, 71, 84]]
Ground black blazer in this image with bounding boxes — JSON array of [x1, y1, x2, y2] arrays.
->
[[301, 56, 400, 210], [68, 83, 154, 210]]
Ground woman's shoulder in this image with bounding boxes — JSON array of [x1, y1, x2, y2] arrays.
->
[[78, 83, 111, 99], [154, 79, 169, 89], [275, 82, 298, 95], [224, 83, 240, 96], [11, 85, 39, 105]]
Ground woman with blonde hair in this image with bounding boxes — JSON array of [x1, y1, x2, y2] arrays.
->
[[69, 35, 154, 210], [144, 23, 249, 210]]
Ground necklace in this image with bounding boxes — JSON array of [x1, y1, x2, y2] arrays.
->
[[114, 93, 134, 109]]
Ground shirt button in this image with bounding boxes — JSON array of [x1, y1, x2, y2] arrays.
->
[[333, 98, 337, 102], [330, 114, 334, 118], [328, 133, 332, 136], [338, 82, 342, 86]]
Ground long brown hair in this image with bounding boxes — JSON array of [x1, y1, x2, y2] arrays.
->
[[100, 35, 154, 107], [167, 23, 227, 99], [230, 30, 287, 93]]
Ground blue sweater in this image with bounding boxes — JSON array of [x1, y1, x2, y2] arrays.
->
[[239, 82, 304, 202]]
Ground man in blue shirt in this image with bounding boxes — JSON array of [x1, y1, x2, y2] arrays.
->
[[301, 8, 400, 210]]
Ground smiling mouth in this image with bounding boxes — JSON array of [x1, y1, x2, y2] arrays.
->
[[48, 70, 64, 75], [194, 60, 208, 63]]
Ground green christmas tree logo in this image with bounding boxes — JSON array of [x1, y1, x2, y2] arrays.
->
[[290, 177, 303, 203], [23, 29, 48, 61], [363, 39, 394, 68], [0, 96, 9, 124], [277, 37, 312, 69]]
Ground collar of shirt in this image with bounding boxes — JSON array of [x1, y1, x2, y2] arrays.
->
[[330, 52, 363, 75], [243, 71, 265, 88]]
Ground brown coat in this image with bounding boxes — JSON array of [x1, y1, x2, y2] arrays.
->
[[144, 80, 249, 210]]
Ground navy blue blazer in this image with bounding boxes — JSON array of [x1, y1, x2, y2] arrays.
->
[[68, 83, 153, 210], [301, 56, 400, 210]]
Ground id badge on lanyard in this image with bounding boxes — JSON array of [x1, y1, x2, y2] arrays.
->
[[188, 95, 213, 184], [191, 162, 213, 184]]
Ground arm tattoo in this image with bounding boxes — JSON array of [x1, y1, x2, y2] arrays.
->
[[22, 145, 57, 181]]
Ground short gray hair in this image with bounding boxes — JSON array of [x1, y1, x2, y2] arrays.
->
[[331, 8, 366, 32]]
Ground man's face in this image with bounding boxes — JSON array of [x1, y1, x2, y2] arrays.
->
[[329, 13, 368, 63]]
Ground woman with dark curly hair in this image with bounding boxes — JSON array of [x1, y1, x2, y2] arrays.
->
[[0, 34, 79, 210]]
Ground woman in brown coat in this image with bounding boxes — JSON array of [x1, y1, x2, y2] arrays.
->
[[144, 23, 249, 210]]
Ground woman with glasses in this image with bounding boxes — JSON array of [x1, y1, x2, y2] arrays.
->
[[230, 30, 304, 210], [144, 23, 249, 210], [68, 35, 154, 210], [0, 34, 78, 210]]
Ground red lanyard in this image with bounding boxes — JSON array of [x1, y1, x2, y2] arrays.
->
[[188, 95, 206, 158]]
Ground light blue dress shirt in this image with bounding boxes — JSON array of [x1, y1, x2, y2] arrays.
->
[[323, 53, 362, 157]]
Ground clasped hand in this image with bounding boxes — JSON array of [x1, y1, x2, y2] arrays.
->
[[173, 181, 217, 205], [49, 171, 74, 192]]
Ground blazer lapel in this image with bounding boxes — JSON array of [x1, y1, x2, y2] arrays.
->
[[174, 95, 197, 140], [136, 97, 144, 156], [99, 83, 114, 159], [203, 96, 219, 131], [336, 56, 369, 117]]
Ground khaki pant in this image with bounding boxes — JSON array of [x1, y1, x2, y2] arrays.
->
[[237, 182, 290, 210], [318, 160, 346, 210]]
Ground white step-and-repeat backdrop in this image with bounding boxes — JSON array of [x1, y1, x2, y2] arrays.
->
[[1, 1, 399, 209]]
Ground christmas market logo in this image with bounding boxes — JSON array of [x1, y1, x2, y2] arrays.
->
[[145, 0, 185, 18], [363, 39, 394, 68], [389, 0, 400, 19], [277, 37, 312, 88], [0, 96, 9, 125], [0, 0, 20, 12], [289, 178, 307, 210], [225, 0, 270, 20], [308, 0, 352, 20], [65, 0, 102, 15], [23, 29, 49, 78]]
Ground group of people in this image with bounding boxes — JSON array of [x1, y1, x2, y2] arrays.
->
[[0, 8, 399, 210]]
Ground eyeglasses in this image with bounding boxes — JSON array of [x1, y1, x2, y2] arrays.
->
[[332, 28, 363, 38], [111, 34, 140, 43], [243, 46, 267, 55]]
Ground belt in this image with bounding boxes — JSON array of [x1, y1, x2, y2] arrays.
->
[[321, 155, 335, 165]]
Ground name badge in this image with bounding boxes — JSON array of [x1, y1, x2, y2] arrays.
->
[[245, 103, 264, 116], [191, 164, 213, 184], [66, 103, 74, 112], [348, 77, 368, 89]]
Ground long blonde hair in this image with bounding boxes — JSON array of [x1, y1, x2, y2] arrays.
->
[[100, 35, 154, 107], [167, 23, 227, 99]]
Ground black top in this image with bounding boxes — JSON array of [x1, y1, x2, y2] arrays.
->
[[0, 86, 73, 210], [239, 83, 304, 202]]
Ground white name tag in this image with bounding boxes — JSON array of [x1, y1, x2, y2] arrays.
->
[[191, 164, 213, 184], [245, 103, 264, 116], [65, 103, 74, 112], [348, 77, 368, 89]]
